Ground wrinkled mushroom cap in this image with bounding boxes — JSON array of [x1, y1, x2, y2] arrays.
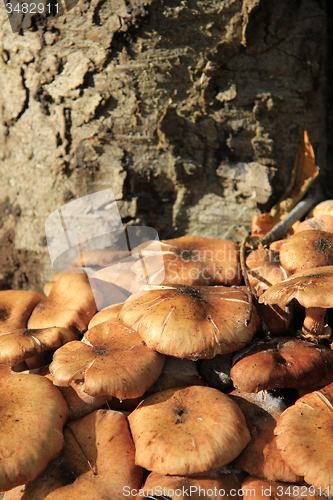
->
[[259, 265, 333, 309], [0, 327, 76, 367], [119, 284, 260, 359], [49, 319, 165, 400], [128, 385, 251, 475]]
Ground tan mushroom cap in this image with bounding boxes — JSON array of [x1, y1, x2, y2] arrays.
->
[[88, 302, 124, 329], [245, 248, 288, 296], [230, 390, 302, 482], [49, 319, 165, 400], [279, 230, 333, 273], [313, 199, 333, 218], [4, 409, 142, 500], [141, 469, 243, 500], [259, 266, 333, 339], [148, 356, 204, 393], [131, 235, 242, 286], [294, 215, 333, 234], [259, 265, 333, 309], [128, 385, 251, 476], [119, 285, 260, 359], [0, 366, 69, 491], [230, 338, 333, 393], [0, 327, 77, 367], [0, 290, 43, 333], [28, 273, 97, 334], [275, 386, 333, 491]]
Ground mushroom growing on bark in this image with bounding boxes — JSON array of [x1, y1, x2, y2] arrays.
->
[[119, 284, 260, 359], [259, 265, 333, 340]]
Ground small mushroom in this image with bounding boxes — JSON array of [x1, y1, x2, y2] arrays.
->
[[294, 215, 333, 234], [28, 273, 98, 335], [128, 385, 251, 475], [119, 284, 260, 359], [49, 319, 165, 400], [245, 248, 288, 296], [259, 265, 333, 340], [313, 199, 333, 218], [0, 290, 43, 333]]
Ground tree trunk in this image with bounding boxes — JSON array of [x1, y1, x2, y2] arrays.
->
[[0, 0, 328, 292]]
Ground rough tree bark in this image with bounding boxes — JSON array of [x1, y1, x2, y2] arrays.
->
[[0, 0, 328, 292]]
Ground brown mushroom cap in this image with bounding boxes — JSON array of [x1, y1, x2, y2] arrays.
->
[[119, 284, 260, 359], [128, 385, 251, 475], [49, 319, 165, 400], [0, 290, 43, 333], [0, 367, 69, 491], [0, 326, 77, 367], [28, 273, 97, 334], [259, 265, 333, 310], [313, 199, 333, 218], [294, 215, 333, 234], [4, 409, 142, 500], [275, 386, 333, 491], [88, 302, 124, 329], [279, 230, 333, 273], [230, 337, 333, 393], [131, 235, 242, 286], [141, 469, 243, 500], [230, 390, 302, 482], [246, 248, 288, 296], [259, 266, 333, 339]]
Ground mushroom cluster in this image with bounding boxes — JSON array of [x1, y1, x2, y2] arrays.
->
[[2, 201, 333, 498]]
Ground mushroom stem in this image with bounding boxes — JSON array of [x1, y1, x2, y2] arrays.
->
[[301, 307, 328, 342]]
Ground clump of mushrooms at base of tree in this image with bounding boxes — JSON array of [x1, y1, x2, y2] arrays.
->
[[5, 200, 333, 496]]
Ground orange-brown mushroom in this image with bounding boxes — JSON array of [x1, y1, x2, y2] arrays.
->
[[279, 230, 333, 274], [0, 290, 43, 333], [4, 409, 142, 499], [119, 284, 260, 359], [259, 265, 333, 340], [49, 319, 165, 400], [128, 385, 251, 475], [131, 235, 242, 286], [28, 273, 97, 335], [0, 366, 69, 491], [230, 337, 333, 393]]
